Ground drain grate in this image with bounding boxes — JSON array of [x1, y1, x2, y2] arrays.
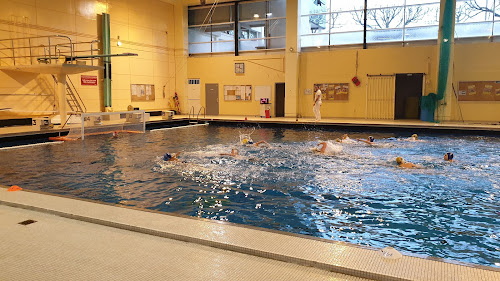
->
[[18, 219, 37, 225]]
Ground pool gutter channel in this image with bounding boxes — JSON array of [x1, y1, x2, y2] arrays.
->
[[1, 187, 499, 281]]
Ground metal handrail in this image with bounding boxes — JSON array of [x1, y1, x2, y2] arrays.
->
[[188, 106, 195, 122], [0, 35, 80, 66], [196, 106, 205, 123], [66, 75, 87, 113]]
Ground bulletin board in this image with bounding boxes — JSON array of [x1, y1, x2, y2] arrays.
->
[[313, 83, 349, 101], [458, 81, 500, 101], [131, 84, 155, 101], [224, 85, 252, 101]]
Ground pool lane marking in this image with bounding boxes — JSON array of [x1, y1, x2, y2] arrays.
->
[[150, 123, 209, 132], [0, 141, 64, 150]]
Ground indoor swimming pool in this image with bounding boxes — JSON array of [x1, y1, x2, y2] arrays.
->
[[0, 125, 499, 267]]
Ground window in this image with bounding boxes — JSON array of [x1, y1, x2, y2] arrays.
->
[[188, 4, 236, 54], [188, 0, 286, 55], [239, 0, 286, 51], [455, 0, 499, 38], [300, 0, 441, 47]]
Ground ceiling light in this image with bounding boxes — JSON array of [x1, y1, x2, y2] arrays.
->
[[266, 13, 272, 17], [253, 14, 259, 18]]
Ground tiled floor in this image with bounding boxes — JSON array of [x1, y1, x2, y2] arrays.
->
[[1, 188, 499, 281], [0, 204, 367, 281]]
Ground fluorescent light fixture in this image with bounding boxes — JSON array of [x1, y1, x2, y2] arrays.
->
[[253, 14, 259, 18], [266, 13, 272, 17]]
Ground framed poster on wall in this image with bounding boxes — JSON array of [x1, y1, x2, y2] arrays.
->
[[313, 83, 349, 101], [224, 85, 252, 101], [458, 81, 500, 101], [131, 84, 155, 101]]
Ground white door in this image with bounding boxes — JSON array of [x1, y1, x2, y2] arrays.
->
[[187, 79, 201, 115]]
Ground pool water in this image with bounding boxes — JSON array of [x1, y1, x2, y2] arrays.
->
[[1, 125, 499, 267]]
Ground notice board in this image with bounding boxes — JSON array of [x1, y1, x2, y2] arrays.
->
[[458, 81, 500, 101], [313, 83, 349, 101], [131, 84, 155, 101], [224, 85, 252, 101]]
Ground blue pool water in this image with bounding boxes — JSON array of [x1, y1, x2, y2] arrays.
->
[[1, 125, 499, 267]]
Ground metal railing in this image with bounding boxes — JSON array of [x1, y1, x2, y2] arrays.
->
[[0, 35, 100, 66], [51, 74, 87, 114], [188, 106, 195, 123], [196, 106, 205, 123]]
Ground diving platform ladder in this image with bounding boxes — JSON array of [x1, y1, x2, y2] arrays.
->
[[52, 74, 86, 114]]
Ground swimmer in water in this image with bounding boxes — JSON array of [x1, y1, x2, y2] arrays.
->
[[163, 152, 181, 161], [242, 138, 272, 147], [396, 157, 421, 168], [112, 131, 119, 138], [356, 136, 375, 145], [220, 148, 239, 157], [313, 141, 342, 155], [403, 133, 425, 142], [444, 152, 454, 162], [336, 134, 354, 143], [315, 142, 329, 154]]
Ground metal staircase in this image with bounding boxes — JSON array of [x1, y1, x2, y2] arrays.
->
[[51, 74, 87, 114]]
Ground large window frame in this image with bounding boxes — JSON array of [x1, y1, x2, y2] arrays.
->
[[454, 0, 500, 39], [188, 0, 286, 55], [188, 3, 236, 54], [301, 0, 443, 48]]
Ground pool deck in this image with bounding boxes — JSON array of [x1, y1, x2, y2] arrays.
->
[[0, 115, 499, 140], [1, 187, 499, 281]]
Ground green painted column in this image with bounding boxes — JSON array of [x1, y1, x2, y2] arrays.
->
[[436, 0, 456, 121], [102, 13, 112, 108]]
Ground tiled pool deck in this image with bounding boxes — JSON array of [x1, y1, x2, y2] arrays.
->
[[1, 187, 499, 281]]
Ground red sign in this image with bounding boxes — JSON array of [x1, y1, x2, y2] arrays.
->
[[81, 75, 98, 86]]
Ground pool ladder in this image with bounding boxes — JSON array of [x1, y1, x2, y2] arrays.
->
[[188, 106, 206, 124]]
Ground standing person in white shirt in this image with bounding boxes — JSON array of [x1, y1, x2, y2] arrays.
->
[[313, 85, 322, 121]]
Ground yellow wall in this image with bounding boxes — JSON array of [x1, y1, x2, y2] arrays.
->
[[299, 45, 438, 119], [187, 54, 285, 116], [0, 0, 176, 118], [452, 42, 500, 122]]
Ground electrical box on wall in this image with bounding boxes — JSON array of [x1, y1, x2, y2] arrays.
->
[[235, 63, 245, 74]]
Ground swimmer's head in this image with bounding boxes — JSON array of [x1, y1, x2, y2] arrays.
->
[[396, 157, 404, 164], [242, 139, 248, 144], [444, 152, 454, 161], [163, 153, 172, 161], [232, 148, 239, 155], [368, 136, 374, 142], [411, 134, 418, 140]]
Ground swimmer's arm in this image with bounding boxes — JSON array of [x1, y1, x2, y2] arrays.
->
[[171, 152, 181, 161], [356, 138, 370, 144], [255, 140, 272, 147], [318, 142, 327, 154]]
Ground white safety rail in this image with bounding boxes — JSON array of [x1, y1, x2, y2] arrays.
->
[[366, 75, 396, 119]]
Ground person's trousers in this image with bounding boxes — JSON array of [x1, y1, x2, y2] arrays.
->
[[313, 102, 321, 121]]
